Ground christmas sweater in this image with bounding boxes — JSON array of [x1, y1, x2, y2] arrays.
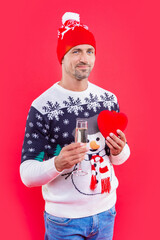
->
[[20, 81, 130, 218]]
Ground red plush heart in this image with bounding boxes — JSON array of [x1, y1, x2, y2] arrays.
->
[[97, 110, 128, 138]]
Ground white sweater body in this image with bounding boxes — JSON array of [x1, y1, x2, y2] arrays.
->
[[20, 82, 130, 218]]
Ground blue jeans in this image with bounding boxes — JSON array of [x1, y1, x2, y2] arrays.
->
[[44, 205, 116, 240]]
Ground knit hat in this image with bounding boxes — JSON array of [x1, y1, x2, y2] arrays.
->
[[57, 12, 96, 64]]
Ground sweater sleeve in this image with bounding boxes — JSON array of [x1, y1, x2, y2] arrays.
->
[[20, 157, 62, 187], [109, 143, 130, 165]]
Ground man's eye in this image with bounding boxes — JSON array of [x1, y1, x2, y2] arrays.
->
[[73, 50, 79, 54], [88, 50, 94, 54]]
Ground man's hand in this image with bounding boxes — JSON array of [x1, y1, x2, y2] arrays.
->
[[106, 129, 126, 156], [54, 142, 88, 172]]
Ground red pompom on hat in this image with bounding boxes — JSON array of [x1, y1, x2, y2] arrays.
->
[[57, 12, 96, 64]]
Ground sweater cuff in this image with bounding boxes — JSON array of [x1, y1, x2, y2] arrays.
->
[[20, 158, 62, 187], [110, 143, 130, 165], [45, 157, 62, 179]]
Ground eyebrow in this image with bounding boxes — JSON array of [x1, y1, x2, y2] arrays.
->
[[87, 48, 95, 51], [72, 47, 95, 52]]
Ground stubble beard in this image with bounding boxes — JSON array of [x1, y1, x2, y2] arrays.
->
[[74, 65, 92, 80]]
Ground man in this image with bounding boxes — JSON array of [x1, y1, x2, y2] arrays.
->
[[20, 12, 130, 240]]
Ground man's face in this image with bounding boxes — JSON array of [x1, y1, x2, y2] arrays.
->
[[62, 44, 95, 81]]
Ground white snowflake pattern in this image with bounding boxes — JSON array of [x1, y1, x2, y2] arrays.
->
[[100, 93, 115, 110], [102, 101, 114, 110], [36, 113, 43, 121], [42, 129, 47, 134], [54, 127, 60, 132], [48, 111, 64, 121], [63, 119, 69, 125], [45, 145, 51, 149], [28, 148, 35, 152], [26, 133, 30, 138], [43, 101, 64, 121], [85, 93, 101, 112], [87, 102, 101, 112], [23, 155, 27, 159], [29, 122, 34, 127], [50, 138, 56, 143], [45, 136, 49, 140], [54, 135, 59, 139], [45, 124, 49, 129], [63, 97, 84, 116], [32, 133, 39, 139], [62, 132, 69, 138], [27, 140, 32, 145], [36, 122, 43, 127], [84, 112, 89, 117]]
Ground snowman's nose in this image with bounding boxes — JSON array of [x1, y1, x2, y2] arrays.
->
[[90, 141, 100, 150]]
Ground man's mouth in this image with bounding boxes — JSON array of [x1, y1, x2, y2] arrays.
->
[[76, 65, 89, 69]]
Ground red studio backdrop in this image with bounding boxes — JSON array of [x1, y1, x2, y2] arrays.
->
[[1, 0, 160, 239]]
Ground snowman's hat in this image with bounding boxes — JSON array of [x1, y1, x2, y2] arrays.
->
[[86, 114, 99, 134]]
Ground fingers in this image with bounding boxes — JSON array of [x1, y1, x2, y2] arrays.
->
[[108, 130, 126, 145], [106, 135, 121, 149], [63, 150, 86, 163], [71, 153, 86, 165], [55, 142, 88, 171], [106, 130, 126, 155], [116, 129, 126, 142], [55, 151, 86, 172], [63, 143, 88, 158], [63, 142, 87, 151]]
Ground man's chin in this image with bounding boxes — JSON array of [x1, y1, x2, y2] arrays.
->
[[75, 70, 91, 80], [75, 74, 90, 80]]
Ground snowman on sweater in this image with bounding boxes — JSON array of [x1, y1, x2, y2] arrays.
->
[[68, 115, 112, 195]]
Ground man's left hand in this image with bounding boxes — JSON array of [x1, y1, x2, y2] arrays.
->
[[106, 129, 126, 156]]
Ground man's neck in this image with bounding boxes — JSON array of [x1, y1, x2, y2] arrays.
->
[[58, 77, 88, 92]]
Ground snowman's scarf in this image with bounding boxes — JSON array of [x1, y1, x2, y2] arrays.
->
[[90, 155, 111, 194]]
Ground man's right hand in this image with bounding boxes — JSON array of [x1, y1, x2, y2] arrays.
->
[[54, 142, 88, 172]]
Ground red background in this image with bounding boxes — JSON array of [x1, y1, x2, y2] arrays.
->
[[1, 0, 160, 239]]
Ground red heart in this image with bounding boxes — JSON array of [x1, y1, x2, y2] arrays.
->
[[97, 110, 128, 138]]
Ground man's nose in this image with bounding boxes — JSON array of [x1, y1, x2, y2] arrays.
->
[[79, 52, 88, 64]]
